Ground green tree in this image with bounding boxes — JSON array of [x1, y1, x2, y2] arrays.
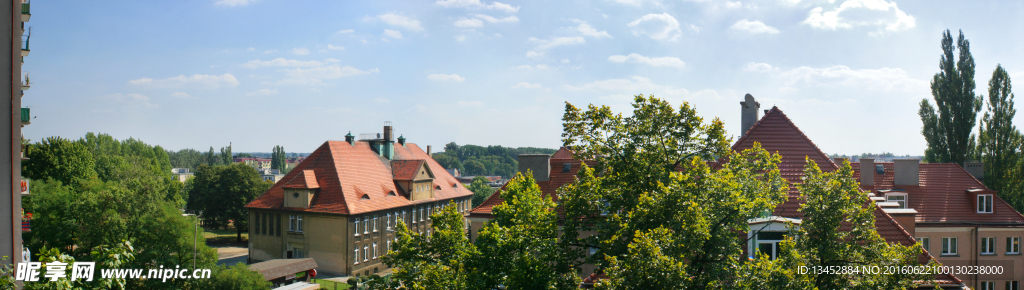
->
[[377, 202, 477, 290], [23, 137, 97, 185], [463, 160, 486, 176], [473, 172, 579, 290], [467, 176, 494, 207], [558, 95, 789, 289], [187, 163, 272, 242], [221, 144, 233, 165], [920, 29, 982, 165], [194, 263, 271, 290], [206, 147, 218, 166], [979, 65, 1020, 199]]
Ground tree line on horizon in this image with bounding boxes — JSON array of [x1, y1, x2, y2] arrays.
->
[[431, 143, 557, 179]]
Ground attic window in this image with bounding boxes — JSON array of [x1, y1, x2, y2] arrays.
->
[[361, 194, 371, 200], [562, 163, 571, 173], [435, 185, 441, 190], [388, 191, 396, 196], [875, 164, 885, 174], [452, 183, 457, 189]]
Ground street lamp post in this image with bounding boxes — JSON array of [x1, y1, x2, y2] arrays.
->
[[182, 214, 198, 269]]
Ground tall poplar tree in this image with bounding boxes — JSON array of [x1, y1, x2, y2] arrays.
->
[[919, 29, 982, 165], [978, 65, 1018, 194]]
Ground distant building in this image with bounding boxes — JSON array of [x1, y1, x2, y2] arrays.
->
[[445, 168, 460, 177], [236, 157, 272, 170], [245, 124, 474, 277], [455, 175, 502, 185], [257, 169, 285, 183], [171, 168, 194, 182]]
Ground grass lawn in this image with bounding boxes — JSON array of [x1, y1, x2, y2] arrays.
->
[[312, 279, 351, 290]]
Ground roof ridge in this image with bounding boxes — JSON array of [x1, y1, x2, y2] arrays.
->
[[732, 106, 838, 170]]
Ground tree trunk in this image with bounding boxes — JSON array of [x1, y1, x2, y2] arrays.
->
[[237, 227, 242, 243]]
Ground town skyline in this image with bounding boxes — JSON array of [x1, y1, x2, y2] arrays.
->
[[21, 0, 1024, 155]]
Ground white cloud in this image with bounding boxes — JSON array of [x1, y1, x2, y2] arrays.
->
[[457, 101, 484, 107], [742, 62, 778, 73], [263, 49, 278, 54], [274, 65, 379, 85], [455, 18, 484, 28], [608, 53, 685, 68], [242, 58, 324, 68], [100, 93, 158, 108], [455, 35, 467, 42], [325, 58, 340, 63], [129, 73, 239, 89], [803, 0, 915, 35], [472, 14, 519, 23], [337, 29, 355, 34], [427, 73, 466, 82], [725, 1, 742, 8], [611, 0, 661, 7], [526, 36, 585, 57], [564, 76, 689, 96], [292, 48, 310, 55], [246, 47, 255, 52], [214, 0, 254, 7], [434, 0, 520, 13], [745, 62, 928, 91], [628, 13, 682, 41], [245, 88, 279, 96], [511, 82, 542, 89], [383, 29, 403, 39], [730, 19, 780, 34], [327, 44, 345, 50], [561, 59, 570, 64], [375, 13, 424, 31], [572, 19, 611, 38], [171, 92, 190, 98]]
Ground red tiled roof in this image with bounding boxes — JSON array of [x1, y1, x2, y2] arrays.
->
[[551, 146, 574, 159], [853, 162, 1024, 225], [391, 160, 427, 181], [469, 148, 596, 218], [282, 170, 319, 189], [732, 106, 839, 186], [245, 141, 472, 215]]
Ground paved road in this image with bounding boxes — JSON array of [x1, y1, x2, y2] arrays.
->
[[214, 246, 248, 266]]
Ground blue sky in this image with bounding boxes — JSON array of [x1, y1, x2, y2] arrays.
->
[[22, 0, 1024, 155]]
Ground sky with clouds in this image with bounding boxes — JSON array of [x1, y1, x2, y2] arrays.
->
[[22, 0, 1024, 155]]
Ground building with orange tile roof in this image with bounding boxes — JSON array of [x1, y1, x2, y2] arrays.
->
[[245, 124, 474, 277]]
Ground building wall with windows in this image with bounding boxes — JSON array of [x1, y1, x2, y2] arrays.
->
[[914, 227, 1024, 288]]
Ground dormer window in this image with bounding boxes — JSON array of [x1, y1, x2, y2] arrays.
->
[[562, 163, 571, 173], [884, 193, 907, 209], [978, 194, 993, 213]]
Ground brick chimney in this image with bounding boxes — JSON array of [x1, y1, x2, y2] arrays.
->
[[894, 159, 920, 186], [860, 158, 874, 186], [518, 154, 551, 182], [740, 94, 760, 137], [964, 161, 983, 181]]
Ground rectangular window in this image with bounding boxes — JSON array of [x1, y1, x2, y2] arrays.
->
[[373, 215, 378, 232], [885, 194, 907, 209], [373, 243, 378, 259], [289, 215, 296, 232], [387, 213, 392, 229], [978, 194, 993, 213], [1007, 281, 1019, 290], [275, 214, 281, 236], [297, 216, 304, 233], [402, 210, 407, 224], [980, 281, 994, 290], [264, 213, 270, 235], [354, 218, 360, 236], [981, 237, 995, 254], [363, 245, 369, 262], [412, 208, 417, 224], [942, 237, 957, 255], [916, 237, 929, 251], [427, 206, 432, 220], [354, 247, 360, 265], [387, 240, 392, 252], [363, 218, 369, 234], [1009, 237, 1021, 254], [255, 213, 261, 235], [420, 208, 425, 221]]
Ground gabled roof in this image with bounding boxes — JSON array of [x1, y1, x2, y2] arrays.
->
[[282, 170, 319, 189], [853, 162, 1024, 226], [469, 148, 596, 218], [732, 106, 839, 187], [391, 159, 429, 181], [245, 141, 472, 215]]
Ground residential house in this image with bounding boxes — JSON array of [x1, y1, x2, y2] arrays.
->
[[4, 0, 33, 267], [245, 124, 474, 277], [171, 168, 194, 182], [236, 157, 272, 171]]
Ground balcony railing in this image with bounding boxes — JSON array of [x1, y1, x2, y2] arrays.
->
[[20, 108, 30, 124], [21, 0, 29, 15], [21, 28, 29, 55], [21, 72, 29, 89]]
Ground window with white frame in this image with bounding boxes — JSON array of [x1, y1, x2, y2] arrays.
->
[[420, 207, 425, 221], [885, 193, 907, 209], [1007, 281, 1020, 290], [1008, 237, 1021, 254], [978, 194, 993, 213], [363, 245, 369, 262], [373, 242, 378, 259], [387, 213, 392, 229], [412, 208, 417, 223], [387, 240, 391, 252], [981, 237, 995, 255], [980, 281, 994, 290], [373, 215, 378, 232], [916, 237, 929, 251], [427, 206, 431, 220], [755, 231, 786, 260], [354, 218, 360, 236], [402, 210, 407, 224], [942, 237, 957, 255], [363, 217, 369, 234], [297, 215, 303, 232], [354, 247, 360, 265], [289, 215, 296, 232]]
